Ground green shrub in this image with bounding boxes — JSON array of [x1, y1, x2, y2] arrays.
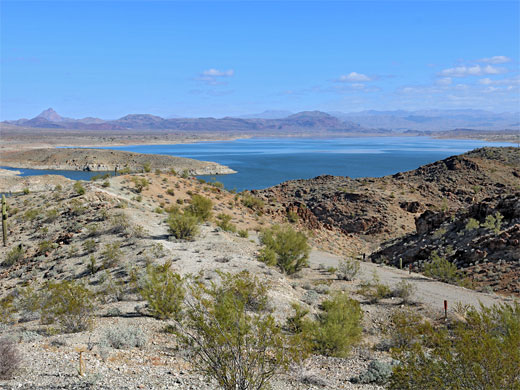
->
[[384, 309, 434, 351], [102, 181, 110, 188], [392, 280, 416, 304], [3, 245, 24, 266], [351, 360, 394, 385], [131, 177, 149, 193], [216, 213, 237, 232], [69, 199, 86, 216], [82, 239, 97, 254], [336, 258, 360, 281], [167, 213, 199, 239], [166, 188, 175, 196], [238, 229, 249, 238], [109, 212, 130, 234], [388, 303, 520, 390], [357, 273, 392, 303], [482, 212, 504, 234], [287, 210, 299, 223], [40, 280, 95, 333], [139, 262, 185, 320], [423, 251, 461, 283], [260, 225, 310, 274], [73, 181, 86, 195], [101, 242, 123, 268], [143, 161, 151, 173], [241, 193, 264, 211], [304, 293, 363, 357], [185, 194, 213, 221], [465, 217, 480, 231], [175, 271, 306, 390], [37, 240, 54, 254], [0, 296, 16, 324], [23, 208, 39, 221], [181, 169, 189, 178], [45, 208, 59, 222]]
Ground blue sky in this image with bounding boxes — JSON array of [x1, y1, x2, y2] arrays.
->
[[1, 1, 519, 119]]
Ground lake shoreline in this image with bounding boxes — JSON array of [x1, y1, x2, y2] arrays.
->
[[2, 136, 512, 193]]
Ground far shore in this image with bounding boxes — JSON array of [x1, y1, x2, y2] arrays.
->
[[1, 124, 517, 155]]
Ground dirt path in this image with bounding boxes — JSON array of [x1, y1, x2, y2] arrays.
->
[[309, 249, 517, 313]]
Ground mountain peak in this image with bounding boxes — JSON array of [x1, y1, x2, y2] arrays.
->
[[36, 108, 63, 122]]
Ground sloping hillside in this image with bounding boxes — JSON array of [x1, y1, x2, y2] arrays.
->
[[256, 147, 520, 251]]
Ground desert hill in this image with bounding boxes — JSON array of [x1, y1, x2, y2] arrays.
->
[[255, 147, 520, 251]]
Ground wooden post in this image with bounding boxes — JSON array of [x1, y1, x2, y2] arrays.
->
[[409, 264, 412, 274], [444, 300, 448, 320], [399, 258, 403, 269], [76, 347, 87, 376], [2, 194, 7, 247]]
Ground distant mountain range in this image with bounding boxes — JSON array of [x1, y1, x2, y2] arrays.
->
[[3, 108, 519, 132], [330, 109, 520, 131], [2, 108, 365, 132]]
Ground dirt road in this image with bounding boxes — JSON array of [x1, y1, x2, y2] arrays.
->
[[309, 249, 517, 313]]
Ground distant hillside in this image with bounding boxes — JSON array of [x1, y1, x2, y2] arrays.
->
[[331, 109, 520, 131], [3, 108, 365, 133]]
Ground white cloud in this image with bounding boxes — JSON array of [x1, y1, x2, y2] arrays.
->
[[202, 68, 235, 77], [440, 64, 506, 77], [479, 76, 520, 86], [196, 68, 235, 85], [436, 77, 452, 86], [337, 72, 372, 82], [477, 56, 512, 64]]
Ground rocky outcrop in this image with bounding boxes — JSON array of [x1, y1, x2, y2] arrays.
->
[[0, 148, 236, 176], [371, 193, 520, 296], [257, 147, 520, 244]]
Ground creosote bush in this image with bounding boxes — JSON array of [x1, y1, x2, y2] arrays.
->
[[216, 213, 237, 232], [175, 271, 307, 390], [3, 245, 24, 267], [185, 194, 213, 222], [306, 293, 363, 357], [259, 225, 310, 275], [167, 212, 199, 240], [336, 258, 360, 281], [423, 251, 461, 283], [139, 261, 185, 320], [73, 181, 86, 195], [101, 242, 123, 268], [388, 303, 520, 390], [131, 176, 149, 193], [40, 280, 95, 333], [356, 273, 392, 303], [240, 193, 265, 212]]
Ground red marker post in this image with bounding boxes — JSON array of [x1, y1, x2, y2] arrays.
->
[[408, 264, 412, 274]]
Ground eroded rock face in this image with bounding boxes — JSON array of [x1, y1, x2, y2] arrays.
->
[[257, 147, 520, 245], [372, 193, 520, 296]]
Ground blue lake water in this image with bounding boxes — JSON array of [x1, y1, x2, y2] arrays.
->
[[101, 137, 511, 191], [2, 137, 511, 192]]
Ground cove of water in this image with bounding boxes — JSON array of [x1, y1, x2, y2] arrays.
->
[[2, 137, 511, 192], [99, 137, 511, 191]]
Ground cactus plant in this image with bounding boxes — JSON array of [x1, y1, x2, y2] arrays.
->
[[2, 194, 7, 246]]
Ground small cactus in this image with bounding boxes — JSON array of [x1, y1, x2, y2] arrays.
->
[[2, 194, 7, 246]]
